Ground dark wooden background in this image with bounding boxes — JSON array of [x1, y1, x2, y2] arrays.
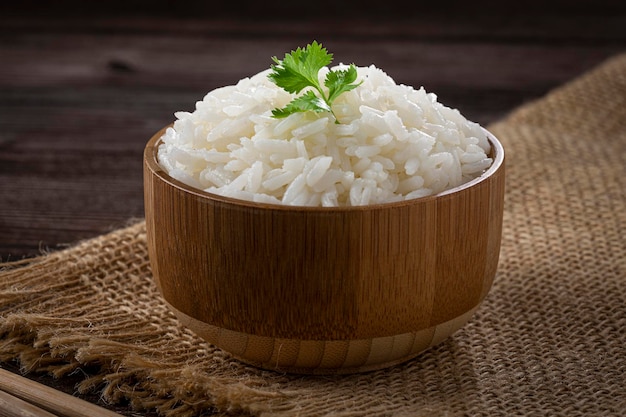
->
[[2, 2, 626, 261], [1, 1, 625, 415]]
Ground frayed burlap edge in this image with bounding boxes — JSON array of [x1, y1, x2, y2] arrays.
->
[[0, 220, 302, 417]]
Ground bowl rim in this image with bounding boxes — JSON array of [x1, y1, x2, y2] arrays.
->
[[144, 126, 504, 212]]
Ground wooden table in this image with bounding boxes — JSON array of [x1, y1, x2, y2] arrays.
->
[[1, 3, 625, 415]]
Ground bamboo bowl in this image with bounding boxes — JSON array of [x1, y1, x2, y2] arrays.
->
[[143, 126, 505, 374]]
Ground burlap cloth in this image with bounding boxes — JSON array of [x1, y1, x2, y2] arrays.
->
[[2, 53, 626, 417]]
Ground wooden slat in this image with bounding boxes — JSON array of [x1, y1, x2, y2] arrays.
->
[[1, 0, 625, 18], [1, 14, 625, 40], [0, 389, 58, 417], [0, 369, 122, 417], [1, 34, 622, 91]]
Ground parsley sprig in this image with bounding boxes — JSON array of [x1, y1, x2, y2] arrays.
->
[[268, 41, 362, 123]]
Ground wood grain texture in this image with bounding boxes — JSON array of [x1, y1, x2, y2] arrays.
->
[[2, 0, 625, 18], [143, 126, 505, 372], [168, 299, 479, 374], [0, 390, 58, 417], [0, 369, 122, 417]]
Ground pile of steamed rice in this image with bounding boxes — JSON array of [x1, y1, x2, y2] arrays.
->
[[157, 65, 493, 207]]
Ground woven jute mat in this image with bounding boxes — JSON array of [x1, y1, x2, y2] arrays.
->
[[2, 53, 626, 417]]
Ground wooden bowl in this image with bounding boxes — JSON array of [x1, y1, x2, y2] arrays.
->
[[143, 126, 505, 374]]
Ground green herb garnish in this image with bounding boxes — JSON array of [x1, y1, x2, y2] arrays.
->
[[268, 41, 362, 123]]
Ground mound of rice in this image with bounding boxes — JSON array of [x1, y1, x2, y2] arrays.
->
[[157, 65, 492, 207]]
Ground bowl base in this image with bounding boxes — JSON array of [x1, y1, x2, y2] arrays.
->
[[165, 300, 480, 375]]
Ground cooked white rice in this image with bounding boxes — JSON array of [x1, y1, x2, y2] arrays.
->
[[157, 65, 492, 207]]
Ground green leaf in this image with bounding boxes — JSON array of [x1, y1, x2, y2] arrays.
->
[[268, 41, 331, 94], [284, 41, 332, 85], [268, 41, 361, 123], [271, 90, 332, 118], [268, 56, 313, 94], [325, 64, 362, 103]]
